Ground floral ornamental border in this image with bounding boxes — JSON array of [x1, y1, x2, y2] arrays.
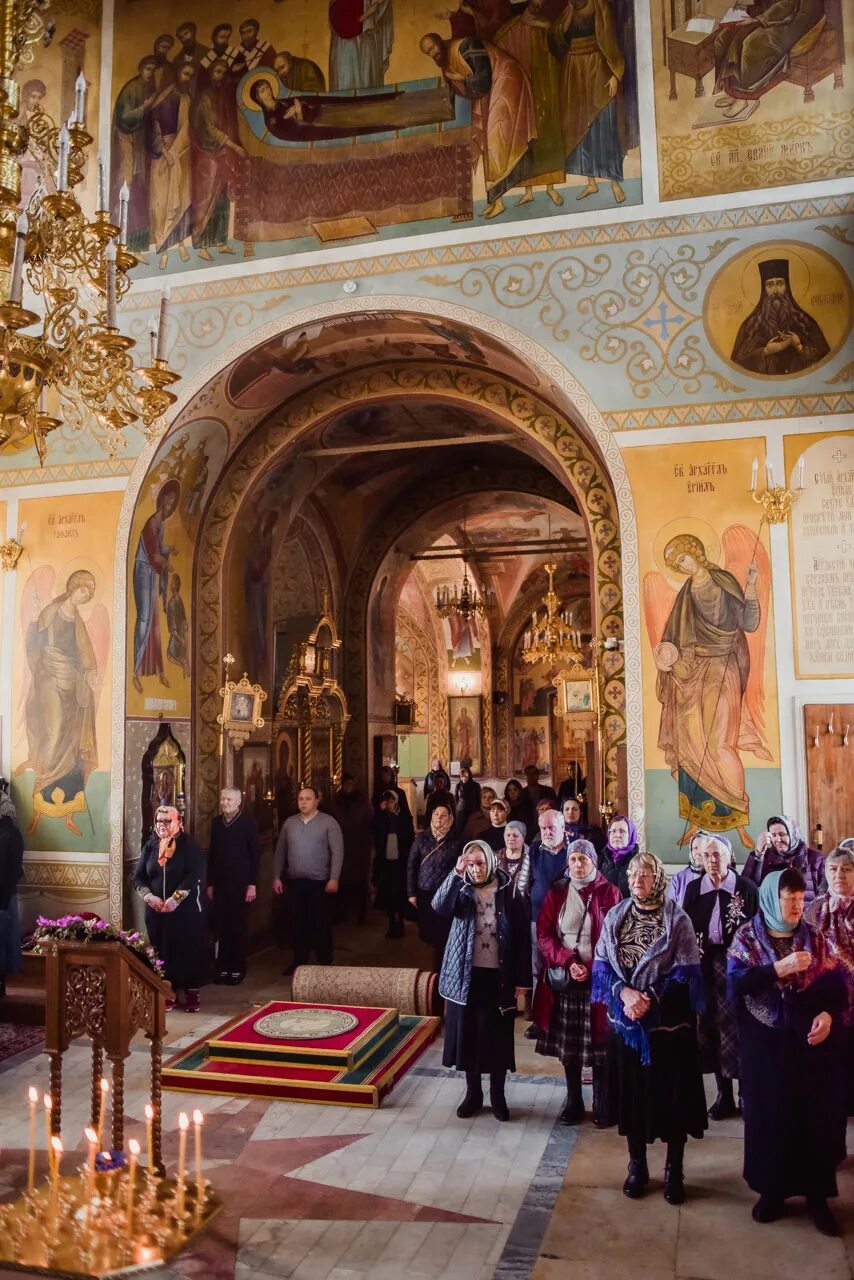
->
[[29, 915, 165, 977]]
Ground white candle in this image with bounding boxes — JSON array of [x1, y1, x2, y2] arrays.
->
[[49, 1137, 62, 1217], [97, 153, 107, 212], [155, 287, 170, 361], [96, 1077, 109, 1148], [750, 457, 758, 492], [144, 1102, 154, 1170], [767, 461, 775, 488], [43, 1094, 53, 1174], [148, 321, 157, 366], [74, 72, 87, 126], [83, 1126, 97, 1215], [119, 181, 129, 243], [105, 241, 117, 329], [192, 1110, 203, 1210], [126, 1138, 140, 1235], [57, 126, 70, 192], [9, 210, 28, 306], [27, 1086, 38, 1194], [176, 1112, 189, 1218], [798, 454, 805, 490]]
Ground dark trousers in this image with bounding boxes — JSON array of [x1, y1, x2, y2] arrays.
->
[[290, 878, 333, 965], [214, 900, 250, 975]]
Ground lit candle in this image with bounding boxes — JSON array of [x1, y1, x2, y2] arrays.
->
[[96, 1077, 109, 1148], [126, 1138, 140, 1235], [83, 1126, 97, 1214], [750, 457, 758, 492], [192, 1110, 203, 1210], [43, 1094, 53, 1174], [798, 454, 805, 490], [9, 210, 28, 306], [56, 125, 70, 192], [105, 241, 117, 329], [73, 72, 87, 126], [96, 153, 107, 212], [144, 1103, 154, 1170], [27, 1086, 38, 1194], [767, 460, 775, 488], [155, 287, 170, 362], [148, 321, 157, 366], [118, 181, 129, 244], [49, 1137, 62, 1217], [176, 1112, 189, 1218]]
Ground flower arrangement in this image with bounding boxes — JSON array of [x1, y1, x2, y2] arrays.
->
[[29, 914, 165, 976]]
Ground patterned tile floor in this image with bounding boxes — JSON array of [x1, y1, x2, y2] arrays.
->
[[0, 914, 850, 1280]]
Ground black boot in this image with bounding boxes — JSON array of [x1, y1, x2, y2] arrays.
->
[[752, 1195, 784, 1223], [559, 1064, 585, 1125], [489, 1071, 510, 1122], [663, 1140, 685, 1205], [808, 1198, 839, 1237], [708, 1074, 738, 1121], [456, 1071, 483, 1119], [591, 1062, 613, 1128], [623, 1139, 649, 1199]]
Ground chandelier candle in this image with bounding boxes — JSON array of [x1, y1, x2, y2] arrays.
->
[[155, 288, 170, 362], [105, 242, 118, 329], [96, 155, 107, 213], [56, 126, 70, 192], [9, 211, 27, 305], [119, 182, 130, 244], [73, 72, 87, 127]]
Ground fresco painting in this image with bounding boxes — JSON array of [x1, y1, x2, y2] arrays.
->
[[624, 437, 782, 853], [110, 0, 642, 273], [651, 0, 854, 199], [12, 492, 121, 854], [126, 419, 227, 719]]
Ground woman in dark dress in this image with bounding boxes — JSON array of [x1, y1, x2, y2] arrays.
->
[[373, 789, 414, 939], [433, 839, 531, 1121], [598, 815, 640, 899], [682, 834, 758, 1120], [534, 839, 621, 1126], [133, 805, 209, 1012], [593, 852, 707, 1204], [743, 814, 826, 908], [805, 846, 854, 1114], [0, 790, 23, 999], [503, 778, 535, 842], [407, 800, 460, 970], [728, 867, 848, 1236]]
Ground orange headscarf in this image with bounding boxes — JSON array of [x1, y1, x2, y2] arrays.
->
[[155, 806, 182, 866]]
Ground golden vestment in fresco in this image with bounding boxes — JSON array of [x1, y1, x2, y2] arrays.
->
[[550, 0, 624, 164], [495, 11, 564, 187]]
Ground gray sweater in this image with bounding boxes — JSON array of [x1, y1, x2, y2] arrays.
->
[[273, 812, 344, 882]]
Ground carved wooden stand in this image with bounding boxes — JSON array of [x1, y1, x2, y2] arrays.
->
[[43, 939, 173, 1172]]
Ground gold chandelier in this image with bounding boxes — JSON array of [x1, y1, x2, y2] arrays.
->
[[0, 0, 179, 463], [521, 563, 585, 667], [435, 558, 494, 622]]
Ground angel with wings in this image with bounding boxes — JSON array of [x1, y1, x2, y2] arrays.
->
[[643, 527, 772, 850]]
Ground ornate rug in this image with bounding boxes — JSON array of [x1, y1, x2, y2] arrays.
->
[[0, 1022, 44, 1066], [163, 1001, 439, 1107]]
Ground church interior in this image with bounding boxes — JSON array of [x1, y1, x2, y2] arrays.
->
[[0, 0, 851, 1277]]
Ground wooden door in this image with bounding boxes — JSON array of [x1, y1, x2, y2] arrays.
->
[[804, 704, 854, 850]]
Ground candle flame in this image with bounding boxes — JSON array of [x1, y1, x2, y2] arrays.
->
[[178, 1112, 189, 1131], [144, 1103, 155, 1120], [85, 1127, 97, 1144], [50, 1136, 62, 1154], [43, 1094, 52, 1111], [128, 1138, 140, 1156], [100, 1077, 110, 1094], [192, 1109, 203, 1125], [28, 1085, 38, 1103]]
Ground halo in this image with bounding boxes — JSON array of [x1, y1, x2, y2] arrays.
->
[[242, 69, 279, 110], [57, 556, 102, 605], [739, 244, 811, 308], [653, 516, 721, 580]]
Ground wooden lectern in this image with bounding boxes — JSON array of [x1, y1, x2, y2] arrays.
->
[[43, 938, 173, 1170]]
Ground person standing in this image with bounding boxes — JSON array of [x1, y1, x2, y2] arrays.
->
[[484, 798, 510, 852], [666, 829, 707, 908], [562, 796, 604, 852], [273, 787, 343, 974], [207, 787, 260, 985], [373, 790, 414, 938], [423, 757, 451, 802], [523, 763, 557, 810], [0, 789, 23, 999], [598, 814, 640, 898], [527, 808, 570, 1035], [805, 847, 854, 1114], [330, 774, 374, 924], [133, 806, 208, 1012], [743, 814, 826, 908], [407, 800, 460, 970], [454, 765, 482, 834], [424, 773, 457, 826]]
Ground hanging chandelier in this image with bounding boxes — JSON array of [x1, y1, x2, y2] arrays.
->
[[521, 563, 585, 667], [435, 558, 494, 622], [0, 0, 179, 463]]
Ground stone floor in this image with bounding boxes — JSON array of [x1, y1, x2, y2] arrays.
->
[[0, 911, 851, 1280]]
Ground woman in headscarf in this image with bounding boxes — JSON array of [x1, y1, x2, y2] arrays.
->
[[728, 867, 847, 1235], [432, 839, 531, 1121], [598, 815, 640, 898], [484, 797, 510, 852], [132, 805, 208, 1012], [744, 814, 826, 907], [373, 789, 414, 940], [454, 765, 482, 835], [665, 829, 708, 907], [0, 789, 23, 999], [499, 820, 531, 900], [406, 800, 460, 971], [593, 852, 707, 1204], [562, 796, 605, 853], [805, 846, 854, 1114], [503, 777, 535, 841], [534, 838, 621, 1126], [682, 834, 758, 1120]]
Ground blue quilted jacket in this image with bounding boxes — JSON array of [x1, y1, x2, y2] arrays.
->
[[431, 869, 532, 1011]]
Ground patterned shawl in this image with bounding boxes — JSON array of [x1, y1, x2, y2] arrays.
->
[[592, 897, 704, 1064], [727, 909, 835, 1026], [155, 806, 183, 866]]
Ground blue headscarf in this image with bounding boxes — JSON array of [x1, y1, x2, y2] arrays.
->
[[758, 868, 797, 934]]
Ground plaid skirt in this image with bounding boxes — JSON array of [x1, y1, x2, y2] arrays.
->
[[698, 945, 740, 1079], [536, 984, 602, 1072]]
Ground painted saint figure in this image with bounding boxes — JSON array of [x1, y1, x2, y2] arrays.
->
[[495, 0, 565, 207], [111, 55, 158, 253], [245, 510, 279, 677], [713, 0, 827, 123], [329, 0, 394, 91], [190, 58, 246, 260], [133, 479, 181, 694], [148, 61, 195, 269], [730, 258, 830, 376], [20, 571, 98, 837]]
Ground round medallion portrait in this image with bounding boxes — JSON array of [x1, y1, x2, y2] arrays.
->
[[253, 1008, 360, 1040], [704, 242, 852, 380]]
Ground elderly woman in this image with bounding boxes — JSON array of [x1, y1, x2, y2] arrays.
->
[[728, 868, 847, 1235], [132, 805, 208, 1012], [407, 800, 460, 970], [744, 814, 826, 907], [534, 839, 621, 1125], [598, 815, 640, 898], [432, 840, 531, 1121], [665, 830, 708, 907], [683, 834, 758, 1120], [593, 852, 707, 1203], [806, 846, 854, 1113], [499, 820, 531, 898]]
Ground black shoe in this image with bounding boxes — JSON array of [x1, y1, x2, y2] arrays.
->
[[490, 1087, 510, 1122], [752, 1195, 784, 1223], [622, 1159, 649, 1199], [524, 1025, 541, 1040], [808, 1198, 839, 1237], [592, 1110, 613, 1129], [228, 972, 245, 985], [456, 1089, 483, 1119], [663, 1162, 685, 1205], [708, 1092, 739, 1121], [558, 1095, 585, 1126], [214, 972, 229, 984]]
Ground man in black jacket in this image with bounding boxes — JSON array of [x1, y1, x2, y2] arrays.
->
[[207, 787, 261, 984]]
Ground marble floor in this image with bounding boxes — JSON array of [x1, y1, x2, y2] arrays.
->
[[0, 914, 851, 1280]]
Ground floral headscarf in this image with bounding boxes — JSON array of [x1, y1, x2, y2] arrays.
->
[[767, 814, 804, 855], [462, 839, 498, 887], [627, 851, 667, 908], [606, 815, 638, 861], [155, 806, 182, 866]]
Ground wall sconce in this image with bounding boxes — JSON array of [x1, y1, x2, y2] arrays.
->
[[750, 454, 805, 525], [0, 538, 23, 571]]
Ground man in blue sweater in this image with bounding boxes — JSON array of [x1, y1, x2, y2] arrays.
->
[[526, 808, 570, 1036]]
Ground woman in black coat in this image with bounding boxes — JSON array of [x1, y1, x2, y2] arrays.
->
[[373, 789, 414, 939], [133, 805, 208, 1012], [0, 790, 23, 998], [432, 840, 532, 1122]]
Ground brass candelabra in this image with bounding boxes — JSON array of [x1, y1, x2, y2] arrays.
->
[[0, 0, 179, 463], [521, 563, 585, 668]]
